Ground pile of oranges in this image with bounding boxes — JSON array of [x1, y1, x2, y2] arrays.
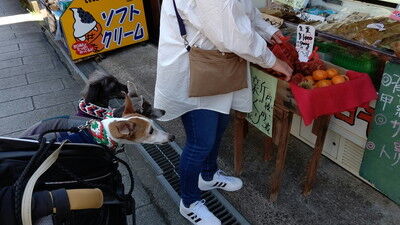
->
[[300, 68, 349, 89]]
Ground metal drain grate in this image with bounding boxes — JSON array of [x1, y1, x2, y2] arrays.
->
[[135, 141, 250, 225]]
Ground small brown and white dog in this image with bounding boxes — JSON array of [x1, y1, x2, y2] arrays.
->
[[21, 93, 174, 149], [103, 92, 174, 145]]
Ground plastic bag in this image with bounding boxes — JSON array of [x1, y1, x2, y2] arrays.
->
[[294, 47, 325, 76], [270, 36, 298, 69]]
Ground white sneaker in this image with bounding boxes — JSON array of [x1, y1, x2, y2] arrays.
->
[[198, 170, 243, 192], [180, 200, 221, 225]]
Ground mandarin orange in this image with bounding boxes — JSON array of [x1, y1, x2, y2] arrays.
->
[[312, 70, 328, 81], [315, 79, 332, 88], [332, 75, 346, 84], [326, 68, 339, 79]]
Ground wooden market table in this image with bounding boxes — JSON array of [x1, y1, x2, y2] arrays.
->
[[233, 68, 331, 202]]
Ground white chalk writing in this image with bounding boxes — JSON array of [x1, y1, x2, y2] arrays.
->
[[391, 120, 400, 138], [380, 93, 394, 111]]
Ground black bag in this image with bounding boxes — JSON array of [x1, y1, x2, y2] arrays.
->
[[0, 134, 135, 225]]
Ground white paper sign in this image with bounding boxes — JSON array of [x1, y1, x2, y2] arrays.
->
[[366, 23, 386, 31], [273, 0, 309, 9], [297, 12, 326, 22], [296, 24, 316, 62]]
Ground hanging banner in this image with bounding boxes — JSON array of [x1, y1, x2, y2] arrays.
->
[[247, 67, 278, 137], [360, 62, 400, 205], [60, 0, 148, 60]]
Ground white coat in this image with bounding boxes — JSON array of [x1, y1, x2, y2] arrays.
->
[[154, 0, 278, 121]]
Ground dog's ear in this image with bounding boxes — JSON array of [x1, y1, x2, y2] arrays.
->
[[127, 81, 139, 97], [122, 93, 136, 116], [138, 95, 145, 110], [109, 121, 136, 139]]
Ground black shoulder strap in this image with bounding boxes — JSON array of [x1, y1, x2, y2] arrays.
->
[[172, 0, 191, 51]]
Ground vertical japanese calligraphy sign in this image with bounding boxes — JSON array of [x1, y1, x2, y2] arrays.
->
[[296, 24, 315, 62], [247, 67, 278, 137], [60, 0, 149, 60], [360, 62, 400, 205]]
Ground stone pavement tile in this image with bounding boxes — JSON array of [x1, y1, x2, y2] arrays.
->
[[26, 69, 70, 83], [1, 1, 24, 11], [0, 74, 27, 89], [0, 44, 18, 53], [124, 146, 190, 225], [19, 41, 49, 50], [0, 32, 15, 42], [0, 102, 76, 135], [0, 79, 64, 103], [0, 63, 54, 79], [33, 88, 82, 109], [121, 173, 151, 208], [0, 97, 33, 118], [2, 129, 26, 138], [61, 77, 85, 89], [0, 33, 44, 45], [0, 46, 48, 61], [10, 22, 40, 30], [0, 25, 12, 32], [10, 26, 40, 35], [15, 31, 44, 40], [0, 58, 22, 69], [119, 153, 152, 208], [135, 204, 168, 225], [22, 54, 52, 65]]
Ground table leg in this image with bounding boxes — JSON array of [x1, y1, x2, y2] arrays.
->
[[303, 115, 331, 196], [234, 111, 246, 176], [269, 110, 293, 202], [264, 137, 274, 161], [243, 119, 249, 138]]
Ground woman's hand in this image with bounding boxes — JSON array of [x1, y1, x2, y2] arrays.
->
[[269, 30, 284, 45], [271, 58, 293, 81]]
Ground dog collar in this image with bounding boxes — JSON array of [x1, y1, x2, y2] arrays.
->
[[78, 99, 114, 119], [89, 120, 118, 150]]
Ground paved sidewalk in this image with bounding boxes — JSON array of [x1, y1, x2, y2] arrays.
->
[[0, 0, 82, 137]]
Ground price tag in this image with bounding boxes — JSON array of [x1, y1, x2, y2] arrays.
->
[[296, 24, 315, 62]]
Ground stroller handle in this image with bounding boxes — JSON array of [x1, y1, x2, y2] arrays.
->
[[66, 188, 104, 210]]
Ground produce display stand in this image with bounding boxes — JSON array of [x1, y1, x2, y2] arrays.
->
[[233, 64, 338, 201], [234, 0, 400, 202]]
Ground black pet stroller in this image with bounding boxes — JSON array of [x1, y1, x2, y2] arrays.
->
[[0, 130, 135, 225]]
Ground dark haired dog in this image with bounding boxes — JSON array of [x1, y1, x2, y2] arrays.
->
[[77, 70, 165, 120]]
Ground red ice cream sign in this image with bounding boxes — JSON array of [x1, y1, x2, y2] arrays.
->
[[72, 41, 95, 55], [389, 11, 400, 21]]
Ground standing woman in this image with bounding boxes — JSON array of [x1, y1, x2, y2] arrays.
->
[[154, 0, 293, 224]]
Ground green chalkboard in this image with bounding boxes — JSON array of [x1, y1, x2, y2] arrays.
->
[[360, 62, 400, 205]]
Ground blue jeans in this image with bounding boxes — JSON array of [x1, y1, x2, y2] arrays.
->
[[180, 110, 230, 207]]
